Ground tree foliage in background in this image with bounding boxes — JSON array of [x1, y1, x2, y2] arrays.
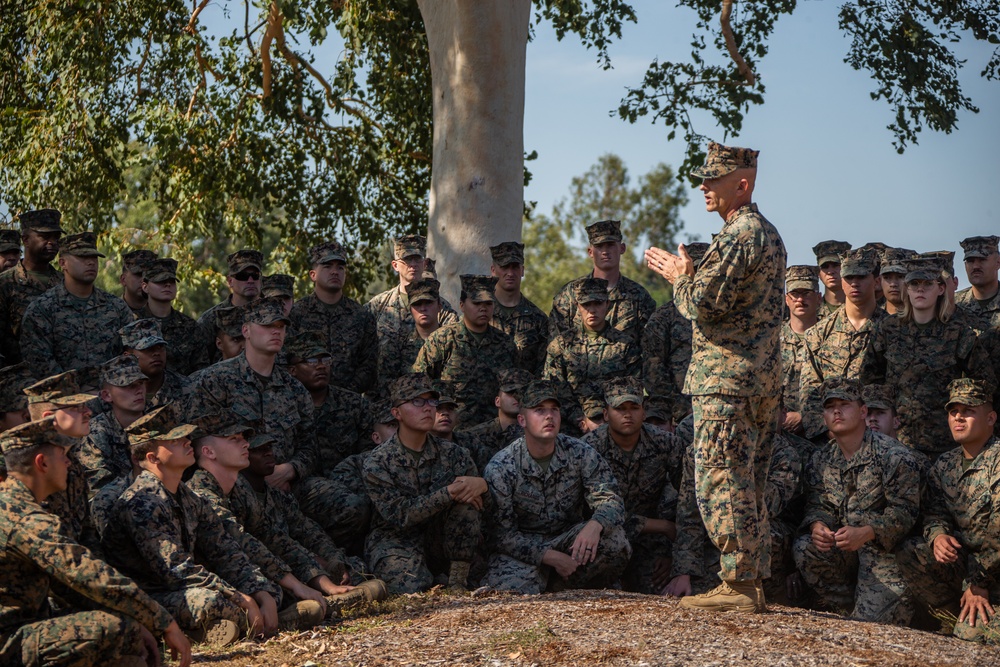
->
[[523, 153, 688, 312]]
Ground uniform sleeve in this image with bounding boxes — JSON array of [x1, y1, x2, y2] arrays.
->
[[921, 463, 957, 547], [579, 445, 626, 533], [412, 332, 442, 377], [287, 387, 319, 480], [672, 237, 747, 324], [800, 449, 838, 531], [763, 441, 803, 520], [484, 455, 550, 565], [192, 495, 280, 599], [548, 284, 574, 341], [353, 309, 379, 394], [863, 447, 921, 552], [641, 309, 678, 406], [797, 333, 829, 440], [19, 300, 61, 376], [362, 451, 454, 530]]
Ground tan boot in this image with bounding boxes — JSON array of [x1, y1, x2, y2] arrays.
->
[[186, 618, 240, 647], [277, 600, 325, 631], [448, 561, 472, 591], [325, 578, 390, 617], [678, 580, 764, 613]]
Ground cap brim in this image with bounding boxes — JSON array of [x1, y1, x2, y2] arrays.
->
[[880, 265, 906, 275], [822, 392, 858, 406], [63, 250, 106, 258], [50, 393, 97, 407], [945, 398, 988, 410], [145, 272, 177, 283], [905, 270, 940, 282], [786, 280, 818, 292], [963, 251, 990, 260], [690, 165, 734, 180], [31, 226, 64, 233], [816, 255, 841, 266], [0, 244, 19, 252], [160, 424, 197, 440], [317, 255, 347, 264], [132, 338, 167, 350], [106, 372, 149, 387], [524, 395, 561, 408], [608, 394, 644, 408]]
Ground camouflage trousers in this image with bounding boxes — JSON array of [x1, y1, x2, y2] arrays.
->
[[365, 502, 481, 595], [296, 475, 371, 556], [150, 587, 247, 633], [1, 610, 146, 667], [621, 533, 673, 595], [897, 536, 1000, 643], [484, 522, 632, 594], [692, 394, 778, 582], [793, 534, 913, 625]]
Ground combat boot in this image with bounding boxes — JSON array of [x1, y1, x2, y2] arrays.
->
[[678, 580, 764, 613], [448, 560, 472, 591], [187, 618, 240, 647], [325, 578, 389, 617], [278, 600, 325, 631]]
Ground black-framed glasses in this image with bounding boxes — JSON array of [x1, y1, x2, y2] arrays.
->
[[232, 270, 261, 281], [408, 397, 440, 408]]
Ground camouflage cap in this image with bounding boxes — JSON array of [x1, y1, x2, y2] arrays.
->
[[460, 275, 498, 303], [879, 247, 916, 275], [0, 229, 21, 253], [0, 363, 36, 413], [100, 355, 148, 388], [406, 278, 440, 304], [813, 240, 851, 266], [422, 258, 438, 279], [248, 431, 279, 450], [434, 382, 459, 409], [243, 296, 291, 326], [119, 318, 167, 351], [0, 417, 76, 455], [519, 379, 561, 409], [127, 404, 196, 449], [643, 396, 671, 423], [215, 305, 246, 338], [226, 249, 263, 275], [585, 220, 623, 245], [573, 277, 609, 303], [945, 378, 993, 409], [261, 273, 295, 298], [917, 251, 955, 278], [372, 399, 397, 425], [390, 372, 438, 407], [190, 412, 254, 441], [284, 330, 328, 363], [785, 265, 820, 292], [686, 242, 711, 267], [690, 142, 759, 179], [490, 241, 525, 267], [960, 235, 1000, 260], [820, 377, 863, 406], [18, 209, 63, 234], [604, 377, 645, 409], [23, 370, 94, 406], [903, 256, 943, 283], [861, 384, 896, 412], [122, 249, 158, 275], [858, 242, 888, 255], [143, 258, 178, 283], [60, 232, 105, 258], [498, 368, 534, 394], [839, 247, 878, 278], [309, 241, 347, 266], [394, 234, 426, 260]]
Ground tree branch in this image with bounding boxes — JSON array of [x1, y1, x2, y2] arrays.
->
[[720, 0, 756, 86], [261, 2, 280, 98]]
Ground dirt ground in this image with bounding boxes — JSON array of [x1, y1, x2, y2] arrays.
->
[[187, 589, 998, 666]]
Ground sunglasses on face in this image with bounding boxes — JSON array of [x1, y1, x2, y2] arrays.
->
[[232, 270, 261, 281]]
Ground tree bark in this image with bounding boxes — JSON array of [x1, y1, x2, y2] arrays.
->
[[417, 0, 531, 303]]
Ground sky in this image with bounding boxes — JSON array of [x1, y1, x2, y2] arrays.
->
[[521, 1, 1000, 283]]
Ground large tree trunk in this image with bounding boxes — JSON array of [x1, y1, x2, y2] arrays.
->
[[417, 0, 531, 303]]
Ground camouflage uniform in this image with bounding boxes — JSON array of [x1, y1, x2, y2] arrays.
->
[[145, 369, 194, 413], [582, 419, 685, 594], [194, 249, 264, 366], [102, 470, 280, 631], [79, 411, 132, 492], [456, 418, 524, 475], [20, 235, 135, 377], [138, 289, 208, 377], [362, 433, 482, 594], [90, 473, 133, 539], [781, 265, 821, 416], [373, 278, 441, 399], [325, 452, 373, 556], [490, 240, 550, 375], [366, 284, 459, 338], [549, 275, 656, 347], [793, 428, 921, 624], [813, 240, 851, 322], [954, 235, 1000, 330], [483, 431, 630, 594], [0, 361, 36, 474], [312, 386, 374, 472], [673, 154, 786, 584], [642, 301, 692, 424]]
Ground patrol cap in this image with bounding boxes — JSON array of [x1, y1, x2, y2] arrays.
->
[[309, 241, 347, 266], [813, 240, 851, 266], [785, 265, 820, 292], [243, 296, 291, 326], [143, 258, 178, 283], [18, 209, 64, 234], [422, 258, 438, 279], [390, 373, 438, 407], [917, 251, 955, 278], [372, 399, 397, 425], [689, 142, 759, 180], [284, 330, 328, 363], [190, 412, 254, 441], [0, 417, 76, 455], [604, 377, 645, 409], [248, 431, 278, 450], [434, 382, 459, 409], [122, 250, 158, 275], [519, 380, 561, 409], [127, 404, 197, 449], [226, 249, 263, 276], [840, 248, 878, 278], [903, 257, 943, 283], [490, 241, 525, 267], [498, 368, 534, 395], [879, 247, 916, 276], [0, 229, 21, 253], [23, 370, 94, 407], [945, 378, 993, 410], [100, 355, 148, 388], [960, 236, 999, 260], [394, 234, 426, 260], [261, 273, 295, 298], [643, 397, 671, 423], [820, 377, 863, 406], [60, 232, 105, 258], [406, 278, 440, 304], [586, 220, 623, 245], [0, 363, 35, 413], [573, 277, 609, 304], [686, 242, 711, 267], [119, 319, 167, 351], [460, 275, 498, 303], [861, 384, 896, 412], [215, 305, 246, 338]]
